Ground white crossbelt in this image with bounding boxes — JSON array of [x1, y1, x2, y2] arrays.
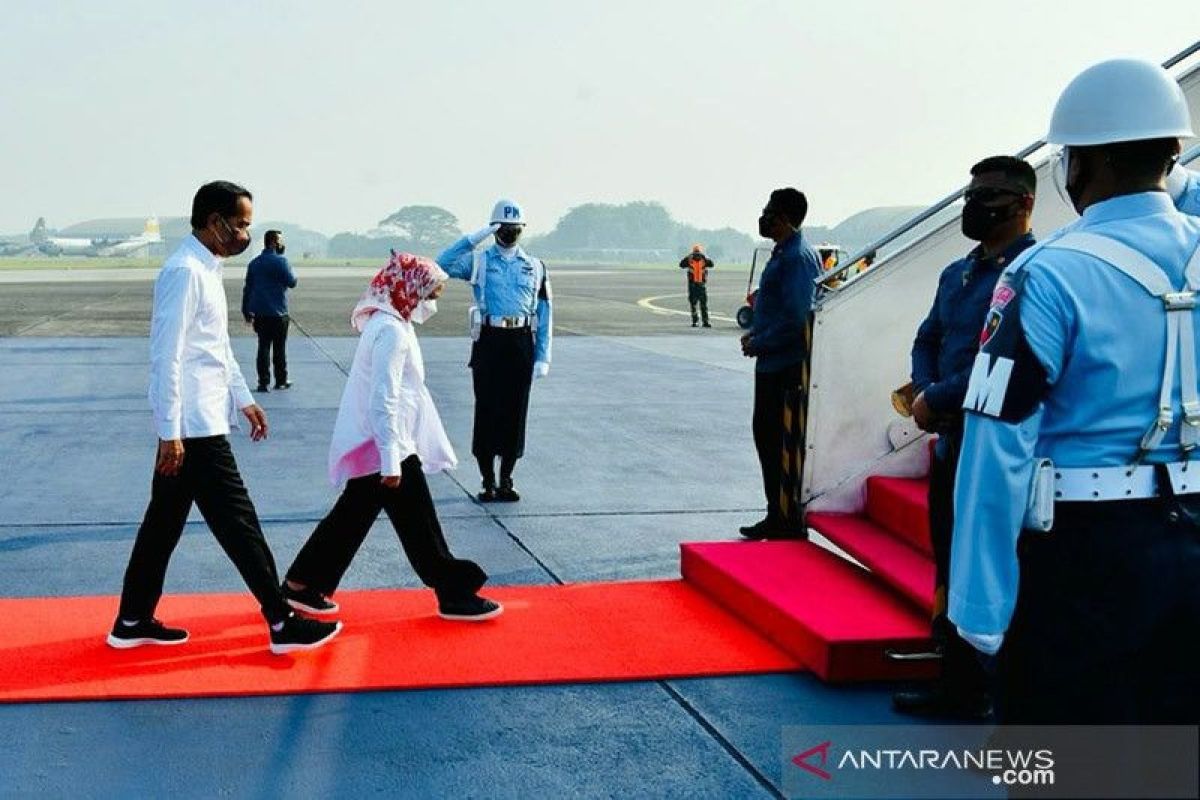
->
[[1054, 462, 1200, 501], [483, 315, 531, 328]]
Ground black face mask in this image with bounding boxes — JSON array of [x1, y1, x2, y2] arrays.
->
[[495, 225, 522, 247], [218, 216, 250, 256], [961, 198, 1017, 242], [757, 213, 775, 239]]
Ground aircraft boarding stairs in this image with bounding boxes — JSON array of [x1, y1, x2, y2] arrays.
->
[[678, 43, 1200, 683]]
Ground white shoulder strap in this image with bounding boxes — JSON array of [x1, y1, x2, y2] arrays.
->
[[1046, 231, 1200, 458]]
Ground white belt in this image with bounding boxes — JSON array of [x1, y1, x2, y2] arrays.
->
[[1054, 462, 1200, 502], [483, 315, 530, 329]]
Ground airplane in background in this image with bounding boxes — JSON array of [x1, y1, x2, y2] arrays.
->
[[31, 216, 162, 257], [0, 218, 43, 256]]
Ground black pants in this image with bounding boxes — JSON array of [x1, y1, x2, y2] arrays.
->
[[927, 438, 989, 699], [687, 282, 709, 325], [469, 326, 534, 461], [252, 314, 289, 387], [998, 491, 1200, 723], [752, 363, 803, 521], [118, 436, 290, 623], [286, 456, 486, 598]]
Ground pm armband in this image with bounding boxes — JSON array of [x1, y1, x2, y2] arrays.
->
[[962, 269, 1048, 422]]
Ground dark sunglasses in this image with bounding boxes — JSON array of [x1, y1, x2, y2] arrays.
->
[[963, 187, 1026, 204]]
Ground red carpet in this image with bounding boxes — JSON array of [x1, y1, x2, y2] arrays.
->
[[0, 581, 802, 703]]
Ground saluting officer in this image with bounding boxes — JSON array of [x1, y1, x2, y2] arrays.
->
[[437, 199, 552, 502], [950, 59, 1200, 723]]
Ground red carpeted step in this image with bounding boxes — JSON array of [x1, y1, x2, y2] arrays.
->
[[807, 512, 934, 615], [865, 476, 932, 555], [681, 541, 936, 682]]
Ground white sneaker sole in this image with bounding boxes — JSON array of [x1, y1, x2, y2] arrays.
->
[[269, 621, 343, 655], [106, 632, 189, 649], [286, 597, 341, 616], [438, 602, 504, 622]]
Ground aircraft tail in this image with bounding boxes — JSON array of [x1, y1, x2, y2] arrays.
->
[[29, 217, 48, 243]]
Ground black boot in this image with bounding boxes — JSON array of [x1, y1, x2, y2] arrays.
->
[[496, 477, 521, 502], [478, 479, 497, 503]]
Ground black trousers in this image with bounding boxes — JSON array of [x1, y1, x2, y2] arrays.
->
[[118, 436, 290, 623], [286, 455, 486, 598], [998, 491, 1200, 723], [752, 363, 803, 521], [687, 282, 709, 324], [927, 438, 989, 699], [252, 314, 289, 387], [469, 326, 534, 461]]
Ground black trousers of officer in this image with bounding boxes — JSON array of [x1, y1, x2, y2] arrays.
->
[[927, 435, 990, 700], [252, 314, 289, 387], [753, 363, 803, 522], [118, 436, 291, 623], [470, 326, 534, 462], [687, 282, 709, 325], [998, 479, 1200, 723], [286, 455, 486, 599]]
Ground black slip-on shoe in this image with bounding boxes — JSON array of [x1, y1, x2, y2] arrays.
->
[[437, 594, 504, 622], [283, 584, 340, 616], [107, 617, 189, 649], [269, 613, 342, 655]]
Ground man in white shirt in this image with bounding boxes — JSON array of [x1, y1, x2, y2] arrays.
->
[[109, 180, 341, 655]]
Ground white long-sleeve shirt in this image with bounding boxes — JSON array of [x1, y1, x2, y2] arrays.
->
[[148, 235, 254, 440], [328, 310, 457, 484]]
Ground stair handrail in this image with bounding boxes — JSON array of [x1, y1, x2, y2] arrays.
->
[[816, 39, 1200, 290]]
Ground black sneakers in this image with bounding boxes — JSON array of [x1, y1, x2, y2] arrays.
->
[[283, 583, 340, 616], [496, 479, 520, 502], [106, 617, 190, 649], [269, 612, 342, 655], [437, 594, 504, 622], [255, 383, 270, 393], [274, 381, 293, 390], [478, 481, 497, 503]]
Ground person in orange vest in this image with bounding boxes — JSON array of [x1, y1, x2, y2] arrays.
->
[[679, 244, 714, 327]]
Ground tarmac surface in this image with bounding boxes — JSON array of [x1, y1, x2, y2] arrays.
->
[[0, 263, 921, 799]]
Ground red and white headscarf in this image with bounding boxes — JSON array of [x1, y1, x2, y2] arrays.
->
[[351, 251, 449, 331]]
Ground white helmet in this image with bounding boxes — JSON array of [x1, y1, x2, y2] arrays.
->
[[1047, 58, 1194, 146], [490, 198, 525, 226]]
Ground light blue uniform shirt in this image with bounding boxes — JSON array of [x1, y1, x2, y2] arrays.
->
[[950, 191, 1200, 640], [437, 237, 553, 365]]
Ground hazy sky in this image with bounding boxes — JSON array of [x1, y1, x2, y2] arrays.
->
[[2, 1, 1197, 236]]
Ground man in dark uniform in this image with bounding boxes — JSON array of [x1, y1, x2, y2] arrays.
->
[[679, 243, 714, 327], [242, 229, 297, 392], [893, 155, 1037, 719], [739, 188, 823, 540]]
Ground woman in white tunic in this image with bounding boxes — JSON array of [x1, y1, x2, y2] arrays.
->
[[283, 252, 502, 621]]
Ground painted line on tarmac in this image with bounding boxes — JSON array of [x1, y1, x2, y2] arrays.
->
[[637, 293, 737, 324]]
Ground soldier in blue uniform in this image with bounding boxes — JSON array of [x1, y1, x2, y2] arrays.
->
[[437, 199, 552, 502], [894, 155, 1037, 720], [950, 59, 1200, 723]]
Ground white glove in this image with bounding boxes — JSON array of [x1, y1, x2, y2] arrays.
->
[[533, 361, 550, 379], [1165, 162, 1189, 203], [467, 223, 501, 247], [956, 626, 1003, 656]]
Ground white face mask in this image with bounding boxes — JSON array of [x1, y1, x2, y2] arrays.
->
[[409, 299, 437, 324]]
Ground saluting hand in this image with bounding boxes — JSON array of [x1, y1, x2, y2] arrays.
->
[[241, 404, 269, 441]]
